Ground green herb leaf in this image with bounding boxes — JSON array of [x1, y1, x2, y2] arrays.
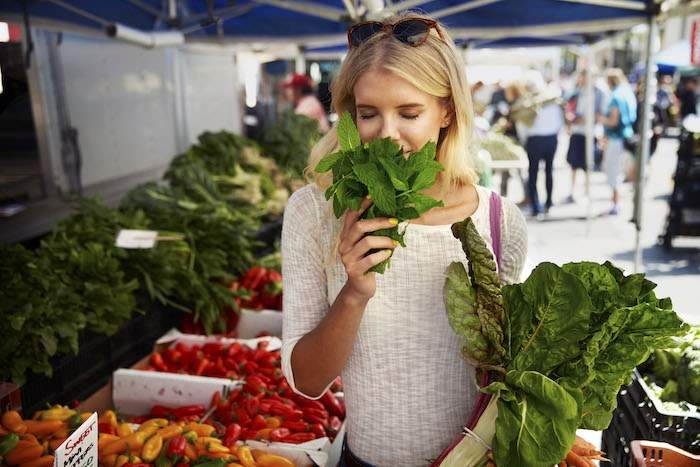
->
[[338, 111, 361, 151]]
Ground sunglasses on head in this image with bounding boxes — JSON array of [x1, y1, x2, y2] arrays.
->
[[347, 18, 443, 48]]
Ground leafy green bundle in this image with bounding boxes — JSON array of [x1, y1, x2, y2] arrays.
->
[[315, 112, 444, 273], [261, 110, 321, 179], [0, 243, 85, 384], [444, 218, 689, 467]]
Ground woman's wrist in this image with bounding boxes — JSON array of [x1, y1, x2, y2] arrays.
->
[[339, 284, 371, 309]]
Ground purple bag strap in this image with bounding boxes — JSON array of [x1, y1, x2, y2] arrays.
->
[[489, 191, 503, 271]]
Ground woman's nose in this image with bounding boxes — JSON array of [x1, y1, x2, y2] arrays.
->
[[378, 117, 399, 140]]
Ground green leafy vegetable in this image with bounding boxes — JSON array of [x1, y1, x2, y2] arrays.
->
[[260, 110, 321, 178], [443, 217, 689, 466], [315, 112, 444, 273]]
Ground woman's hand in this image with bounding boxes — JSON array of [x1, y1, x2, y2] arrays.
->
[[338, 198, 398, 301]]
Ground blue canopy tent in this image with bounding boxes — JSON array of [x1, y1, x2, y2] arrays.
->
[[1, 0, 652, 46], [0, 0, 664, 271]]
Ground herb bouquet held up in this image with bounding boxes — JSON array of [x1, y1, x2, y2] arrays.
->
[[314, 112, 444, 273]]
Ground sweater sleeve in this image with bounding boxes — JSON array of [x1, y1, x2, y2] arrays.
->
[[280, 185, 333, 399], [499, 197, 528, 285]]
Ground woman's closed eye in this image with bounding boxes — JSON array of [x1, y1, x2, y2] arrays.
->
[[357, 113, 420, 120]]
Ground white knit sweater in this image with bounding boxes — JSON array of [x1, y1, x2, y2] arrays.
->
[[280, 183, 527, 466]]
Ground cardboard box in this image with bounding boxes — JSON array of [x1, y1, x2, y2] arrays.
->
[[236, 308, 283, 338]]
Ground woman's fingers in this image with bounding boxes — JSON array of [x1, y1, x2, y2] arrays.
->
[[340, 217, 398, 254], [348, 249, 393, 277], [342, 235, 397, 265], [341, 197, 373, 237]]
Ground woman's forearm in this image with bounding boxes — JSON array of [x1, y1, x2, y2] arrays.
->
[[290, 284, 369, 397]]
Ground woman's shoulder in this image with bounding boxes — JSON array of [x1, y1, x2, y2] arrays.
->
[[474, 185, 526, 232], [284, 183, 329, 224]]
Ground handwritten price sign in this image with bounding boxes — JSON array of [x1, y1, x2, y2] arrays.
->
[[54, 413, 98, 467]]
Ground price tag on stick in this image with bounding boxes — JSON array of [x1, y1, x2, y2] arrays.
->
[[115, 229, 184, 249], [54, 413, 98, 467]]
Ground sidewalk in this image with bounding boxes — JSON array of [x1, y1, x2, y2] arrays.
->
[[500, 135, 700, 325]]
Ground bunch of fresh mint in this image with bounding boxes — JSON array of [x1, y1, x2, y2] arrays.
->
[[314, 112, 444, 273]]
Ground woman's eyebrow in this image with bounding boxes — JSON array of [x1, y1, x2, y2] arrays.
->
[[356, 103, 425, 109]]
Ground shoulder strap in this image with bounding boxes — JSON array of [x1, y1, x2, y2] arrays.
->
[[489, 191, 503, 271]]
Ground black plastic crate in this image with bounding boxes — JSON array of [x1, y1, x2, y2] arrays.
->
[[602, 369, 700, 466], [19, 300, 181, 415]]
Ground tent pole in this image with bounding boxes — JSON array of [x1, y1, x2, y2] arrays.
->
[[584, 45, 595, 228], [634, 15, 657, 273]]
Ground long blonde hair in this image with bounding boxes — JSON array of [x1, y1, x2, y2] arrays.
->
[[305, 12, 478, 193]]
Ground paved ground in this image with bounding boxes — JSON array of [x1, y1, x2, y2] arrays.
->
[[498, 135, 700, 325]]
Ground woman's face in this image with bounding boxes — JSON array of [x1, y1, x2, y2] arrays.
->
[[353, 68, 450, 155]]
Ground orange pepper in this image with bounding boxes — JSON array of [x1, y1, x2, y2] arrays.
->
[[20, 435, 39, 445], [24, 420, 63, 437], [98, 411, 118, 430], [98, 434, 120, 452], [254, 429, 272, 441], [100, 427, 157, 457], [182, 423, 215, 437], [227, 464, 245, 467], [116, 423, 133, 438], [0, 425, 9, 436], [100, 454, 117, 467], [18, 455, 55, 467], [156, 424, 183, 440], [49, 437, 67, 452], [256, 454, 295, 467], [264, 417, 281, 429], [5, 443, 44, 465], [184, 442, 198, 462], [2, 411, 27, 435], [114, 455, 129, 467]]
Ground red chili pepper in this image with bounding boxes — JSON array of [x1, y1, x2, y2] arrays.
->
[[244, 376, 267, 394], [240, 428, 258, 441], [226, 343, 243, 358], [209, 391, 221, 410], [308, 422, 326, 438], [150, 405, 174, 418], [167, 435, 187, 459], [173, 405, 205, 419], [268, 403, 293, 418], [194, 358, 210, 376], [222, 423, 241, 448], [244, 397, 260, 417], [251, 415, 267, 431], [328, 416, 342, 437], [303, 407, 329, 421], [320, 391, 346, 418], [131, 415, 149, 424], [285, 409, 304, 421], [281, 432, 317, 444], [150, 352, 168, 372], [235, 407, 251, 426], [269, 428, 290, 442], [298, 400, 325, 412], [281, 420, 308, 432], [203, 342, 224, 357], [98, 422, 117, 435]]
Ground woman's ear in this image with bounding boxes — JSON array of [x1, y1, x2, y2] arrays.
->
[[440, 99, 454, 128]]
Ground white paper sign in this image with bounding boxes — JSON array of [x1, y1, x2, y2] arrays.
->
[[116, 229, 159, 249], [54, 413, 98, 467]]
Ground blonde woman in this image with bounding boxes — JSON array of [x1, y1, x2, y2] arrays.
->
[[280, 13, 528, 466]]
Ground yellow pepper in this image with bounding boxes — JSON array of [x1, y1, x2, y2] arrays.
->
[[114, 455, 129, 467], [184, 443, 198, 462], [116, 423, 133, 438], [98, 434, 121, 453], [100, 427, 157, 457], [141, 433, 163, 462], [235, 446, 257, 467], [182, 431, 197, 443], [38, 407, 75, 422], [139, 419, 169, 430]]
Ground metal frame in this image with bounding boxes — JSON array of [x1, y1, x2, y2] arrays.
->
[[554, 0, 648, 10], [251, 0, 347, 21], [432, 0, 504, 19]]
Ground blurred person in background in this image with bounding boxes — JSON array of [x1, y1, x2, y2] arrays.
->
[[521, 74, 564, 219], [281, 72, 330, 133], [599, 68, 636, 216], [677, 76, 698, 120], [564, 71, 607, 203]]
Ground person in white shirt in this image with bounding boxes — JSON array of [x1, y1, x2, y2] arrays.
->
[[280, 12, 527, 467], [522, 82, 564, 218], [281, 72, 330, 133]]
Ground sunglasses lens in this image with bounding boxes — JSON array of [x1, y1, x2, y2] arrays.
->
[[349, 23, 384, 47], [393, 20, 431, 46]]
